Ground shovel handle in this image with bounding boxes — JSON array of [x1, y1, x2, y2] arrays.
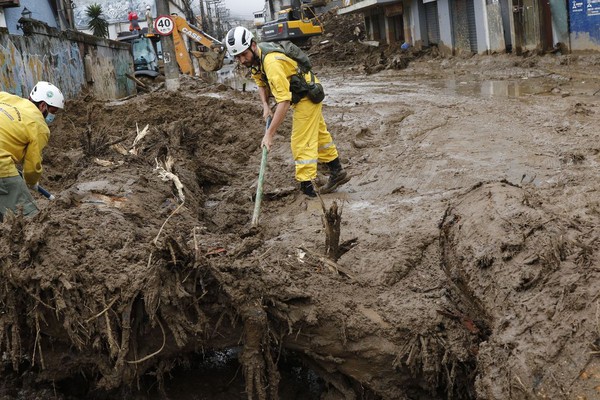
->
[[18, 170, 55, 200], [251, 116, 272, 227], [36, 185, 55, 200]]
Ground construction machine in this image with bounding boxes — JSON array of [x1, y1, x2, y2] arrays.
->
[[170, 15, 225, 74], [261, 0, 323, 45], [117, 29, 161, 80]]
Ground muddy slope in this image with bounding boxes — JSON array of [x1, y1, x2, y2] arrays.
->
[[2, 34, 600, 400]]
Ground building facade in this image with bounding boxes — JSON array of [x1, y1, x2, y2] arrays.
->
[[338, 0, 600, 54]]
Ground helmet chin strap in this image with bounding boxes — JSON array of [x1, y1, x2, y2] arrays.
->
[[39, 102, 49, 118]]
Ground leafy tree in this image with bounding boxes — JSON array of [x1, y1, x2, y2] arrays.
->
[[86, 3, 108, 38]]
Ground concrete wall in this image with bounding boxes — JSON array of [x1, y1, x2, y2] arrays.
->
[[485, 0, 506, 53], [437, 0, 453, 55], [412, 0, 427, 48], [0, 19, 135, 101]]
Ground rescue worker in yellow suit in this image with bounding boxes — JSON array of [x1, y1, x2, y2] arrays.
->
[[225, 27, 350, 197], [0, 81, 64, 221]]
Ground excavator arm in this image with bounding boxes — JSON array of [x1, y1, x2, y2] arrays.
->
[[170, 15, 225, 73]]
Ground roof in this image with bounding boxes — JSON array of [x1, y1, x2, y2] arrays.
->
[[337, 0, 400, 15]]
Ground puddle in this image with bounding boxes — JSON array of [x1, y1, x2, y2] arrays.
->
[[435, 79, 554, 98]]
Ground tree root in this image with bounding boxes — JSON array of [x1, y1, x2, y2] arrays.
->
[[239, 302, 280, 400]]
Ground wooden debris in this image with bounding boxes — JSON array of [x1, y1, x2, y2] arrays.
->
[[298, 246, 356, 281], [318, 196, 342, 260], [125, 73, 148, 89], [94, 158, 115, 167], [129, 123, 150, 155], [155, 155, 185, 203]]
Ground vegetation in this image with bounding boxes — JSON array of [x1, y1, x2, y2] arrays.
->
[[86, 3, 109, 38]]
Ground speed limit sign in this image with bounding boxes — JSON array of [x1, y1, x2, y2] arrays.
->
[[154, 15, 174, 36]]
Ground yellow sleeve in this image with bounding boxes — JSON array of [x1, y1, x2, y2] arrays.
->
[[251, 70, 268, 87], [262, 54, 292, 103], [22, 118, 49, 186]]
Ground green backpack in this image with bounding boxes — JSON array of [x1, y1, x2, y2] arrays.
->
[[257, 41, 324, 104], [257, 41, 312, 74]]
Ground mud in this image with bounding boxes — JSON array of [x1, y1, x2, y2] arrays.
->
[[2, 16, 600, 400]]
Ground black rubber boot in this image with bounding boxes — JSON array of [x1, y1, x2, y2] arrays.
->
[[300, 181, 317, 197], [321, 158, 350, 194]]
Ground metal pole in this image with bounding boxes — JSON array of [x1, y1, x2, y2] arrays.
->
[[156, 0, 180, 91]]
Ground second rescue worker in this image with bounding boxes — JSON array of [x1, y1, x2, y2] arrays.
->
[[0, 81, 64, 220], [225, 27, 350, 197]]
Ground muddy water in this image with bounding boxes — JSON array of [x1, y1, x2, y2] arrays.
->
[[436, 79, 555, 98], [321, 71, 585, 196], [154, 351, 324, 400]]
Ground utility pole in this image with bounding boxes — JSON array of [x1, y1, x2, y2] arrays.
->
[[156, 0, 180, 91], [205, 0, 214, 36], [198, 0, 207, 30]]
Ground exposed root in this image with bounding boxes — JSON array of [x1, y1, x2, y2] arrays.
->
[[239, 303, 280, 400], [126, 317, 166, 364]]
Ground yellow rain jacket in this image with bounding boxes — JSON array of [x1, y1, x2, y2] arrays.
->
[[0, 91, 49, 185], [252, 49, 338, 182]]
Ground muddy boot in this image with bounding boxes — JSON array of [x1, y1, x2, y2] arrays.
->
[[321, 158, 350, 194], [300, 181, 317, 198]]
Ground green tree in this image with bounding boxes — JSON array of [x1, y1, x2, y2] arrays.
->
[[86, 3, 108, 38]]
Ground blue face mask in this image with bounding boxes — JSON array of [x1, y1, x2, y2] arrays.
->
[[45, 113, 55, 124]]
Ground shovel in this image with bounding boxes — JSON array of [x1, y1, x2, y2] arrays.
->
[[251, 116, 272, 227]]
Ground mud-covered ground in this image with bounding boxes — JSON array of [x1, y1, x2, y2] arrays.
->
[[2, 22, 600, 400]]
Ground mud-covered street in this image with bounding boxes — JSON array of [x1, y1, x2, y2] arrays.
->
[[1, 49, 600, 400]]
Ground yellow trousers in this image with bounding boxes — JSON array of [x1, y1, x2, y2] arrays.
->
[[291, 98, 338, 182]]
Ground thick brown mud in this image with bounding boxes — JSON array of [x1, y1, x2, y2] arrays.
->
[[2, 12, 600, 400]]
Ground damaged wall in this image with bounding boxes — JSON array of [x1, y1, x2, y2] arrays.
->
[[0, 19, 135, 100]]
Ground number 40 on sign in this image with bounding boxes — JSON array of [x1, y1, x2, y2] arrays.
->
[[154, 15, 174, 36]]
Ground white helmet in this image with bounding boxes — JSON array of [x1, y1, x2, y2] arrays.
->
[[225, 27, 254, 56], [30, 81, 64, 109], [146, 5, 151, 10]]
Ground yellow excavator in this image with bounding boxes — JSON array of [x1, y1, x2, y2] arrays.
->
[[118, 15, 225, 81], [261, 0, 323, 45], [170, 15, 225, 74]]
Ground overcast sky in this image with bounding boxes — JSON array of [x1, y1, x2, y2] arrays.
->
[[223, 0, 265, 19], [73, 0, 264, 21]]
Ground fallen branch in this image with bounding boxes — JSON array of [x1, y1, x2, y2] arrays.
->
[[125, 73, 148, 89], [129, 123, 150, 155], [155, 156, 185, 203], [298, 246, 356, 281]]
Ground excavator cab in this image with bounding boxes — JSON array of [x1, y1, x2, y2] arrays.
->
[[261, 0, 323, 45], [117, 30, 161, 79]]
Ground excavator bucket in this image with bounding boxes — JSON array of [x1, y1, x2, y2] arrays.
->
[[191, 50, 225, 72]]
